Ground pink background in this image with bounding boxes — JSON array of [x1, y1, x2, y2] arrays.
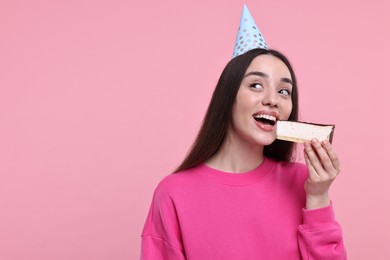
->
[[1, 0, 389, 259]]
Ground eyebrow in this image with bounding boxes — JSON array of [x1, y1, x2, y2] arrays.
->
[[244, 71, 293, 85]]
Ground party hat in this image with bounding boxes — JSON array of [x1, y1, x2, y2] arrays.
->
[[233, 4, 268, 58]]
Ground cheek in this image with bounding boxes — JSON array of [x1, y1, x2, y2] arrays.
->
[[233, 95, 251, 116], [281, 101, 293, 120], [231, 103, 241, 125], [232, 106, 245, 126], [231, 101, 250, 131]]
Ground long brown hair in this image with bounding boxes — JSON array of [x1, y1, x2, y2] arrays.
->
[[174, 48, 299, 173]]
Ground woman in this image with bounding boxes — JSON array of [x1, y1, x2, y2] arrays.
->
[[141, 48, 347, 259]]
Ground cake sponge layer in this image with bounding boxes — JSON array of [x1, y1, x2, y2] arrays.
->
[[276, 121, 335, 143]]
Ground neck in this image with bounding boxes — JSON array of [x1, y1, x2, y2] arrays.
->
[[205, 133, 265, 173]]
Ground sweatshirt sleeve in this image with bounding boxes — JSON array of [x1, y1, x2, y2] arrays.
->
[[141, 183, 186, 260], [298, 204, 347, 260]]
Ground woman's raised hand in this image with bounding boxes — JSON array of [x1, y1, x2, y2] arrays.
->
[[303, 139, 341, 210]]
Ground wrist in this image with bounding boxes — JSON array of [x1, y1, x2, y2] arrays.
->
[[306, 193, 330, 210]]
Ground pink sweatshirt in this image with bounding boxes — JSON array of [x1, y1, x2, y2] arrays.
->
[[141, 157, 347, 259]]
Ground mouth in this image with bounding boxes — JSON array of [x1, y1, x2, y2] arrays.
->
[[253, 113, 277, 126]]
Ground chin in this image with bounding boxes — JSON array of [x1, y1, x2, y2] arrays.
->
[[259, 140, 275, 146], [256, 136, 277, 146]]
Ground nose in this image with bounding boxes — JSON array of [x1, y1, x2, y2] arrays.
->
[[262, 90, 278, 107]]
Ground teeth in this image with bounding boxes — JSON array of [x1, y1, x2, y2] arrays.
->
[[253, 114, 276, 121]]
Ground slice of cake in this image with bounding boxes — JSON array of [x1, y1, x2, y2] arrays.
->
[[276, 121, 335, 143]]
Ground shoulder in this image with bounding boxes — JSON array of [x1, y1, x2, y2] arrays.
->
[[271, 159, 309, 179], [275, 160, 307, 171], [154, 165, 203, 199]]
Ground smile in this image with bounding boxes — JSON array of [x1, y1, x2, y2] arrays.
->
[[253, 114, 277, 126]]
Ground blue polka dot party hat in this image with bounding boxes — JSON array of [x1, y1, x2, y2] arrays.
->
[[233, 4, 268, 58]]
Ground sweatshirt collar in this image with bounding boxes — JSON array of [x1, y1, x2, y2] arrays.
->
[[198, 157, 274, 186]]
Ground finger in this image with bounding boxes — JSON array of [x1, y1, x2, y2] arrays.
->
[[310, 139, 335, 174], [303, 149, 318, 181], [303, 148, 314, 170], [304, 141, 323, 177], [321, 140, 341, 172]]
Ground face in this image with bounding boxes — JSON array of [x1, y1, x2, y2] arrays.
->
[[229, 54, 293, 146]]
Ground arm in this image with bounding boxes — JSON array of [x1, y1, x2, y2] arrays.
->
[[303, 139, 339, 210], [141, 235, 186, 260], [298, 139, 347, 259], [298, 204, 347, 259], [141, 185, 186, 260]]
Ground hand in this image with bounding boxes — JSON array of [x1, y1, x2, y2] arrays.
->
[[303, 139, 341, 209]]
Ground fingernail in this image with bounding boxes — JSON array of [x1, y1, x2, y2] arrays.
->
[[311, 138, 318, 144]]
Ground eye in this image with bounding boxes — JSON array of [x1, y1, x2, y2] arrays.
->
[[279, 88, 291, 96], [249, 83, 263, 90]]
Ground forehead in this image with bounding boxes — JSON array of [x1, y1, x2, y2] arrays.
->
[[245, 54, 291, 78]]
